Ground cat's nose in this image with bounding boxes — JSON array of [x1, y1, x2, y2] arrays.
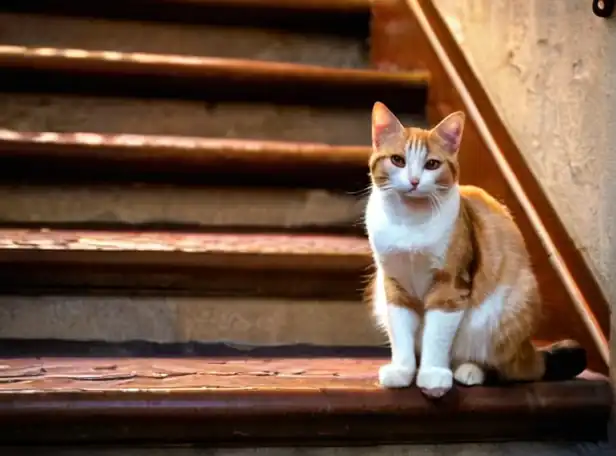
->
[[410, 177, 420, 188]]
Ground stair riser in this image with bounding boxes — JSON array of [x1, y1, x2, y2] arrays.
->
[[0, 12, 369, 69], [0, 94, 424, 145], [0, 265, 365, 299], [0, 185, 365, 232], [0, 296, 384, 346], [0, 1, 371, 37]]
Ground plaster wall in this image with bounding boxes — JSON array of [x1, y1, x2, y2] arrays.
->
[[430, 0, 616, 306]]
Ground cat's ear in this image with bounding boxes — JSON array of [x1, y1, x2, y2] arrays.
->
[[372, 102, 404, 149], [431, 111, 465, 154]]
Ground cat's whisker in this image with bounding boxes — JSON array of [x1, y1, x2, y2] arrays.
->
[[349, 185, 374, 197], [428, 193, 443, 220]]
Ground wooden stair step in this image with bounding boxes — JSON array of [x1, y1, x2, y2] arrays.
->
[[0, 11, 369, 68], [0, 229, 370, 298], [0, 228, 606, 375], [0, 93, 420, 144], [0, 131, 370, 187], [0, 353, 610, 445], [0, 229, 370, 269], [0, 46, 429, 110]]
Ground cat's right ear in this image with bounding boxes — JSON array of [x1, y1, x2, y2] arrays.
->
[[372, 102, 404, 150]]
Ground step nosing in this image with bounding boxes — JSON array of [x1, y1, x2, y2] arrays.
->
[[0, 356, 610, 443], [0, 130, 371, 164], [0, 45, 430, 109], [0, 229, 371, 263], [0, 45, 430, 85]]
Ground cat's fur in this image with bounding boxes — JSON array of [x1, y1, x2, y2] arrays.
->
[[364, 102, 562, 397]]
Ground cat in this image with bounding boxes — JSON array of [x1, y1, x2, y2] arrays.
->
[[364, 101, 585, 397]]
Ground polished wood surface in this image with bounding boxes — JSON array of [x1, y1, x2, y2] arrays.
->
[[0, 229, 370, 269], [0, 45, 428, 110], [0, 355, 610, 444], [0, 229, 370, 299], [0, 130, 370, 187], [370, 0, 608, 374]]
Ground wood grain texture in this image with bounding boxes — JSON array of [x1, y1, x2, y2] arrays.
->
[[0, 229, 370, 265], [370, 0, 608, 374], [0, 45, 428, 111], [0, 229, 370, 298], [0, 356, 610, 445], [0, 130, 370, 187]]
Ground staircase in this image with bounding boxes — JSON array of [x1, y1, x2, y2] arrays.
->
[[0, 0, 611, 450]]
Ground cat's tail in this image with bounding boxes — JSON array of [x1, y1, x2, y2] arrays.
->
[[539, 339, 587, 381]]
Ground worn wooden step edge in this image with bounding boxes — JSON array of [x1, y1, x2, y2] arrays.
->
[[0, 45, 429, 110], [0, 356, 610, 445], [0, 130, 370, 186], [0, 230, 371, 298], [0, 229, 370, 270]]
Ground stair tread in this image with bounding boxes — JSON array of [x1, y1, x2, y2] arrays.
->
[[0, 229, 369, 256], [0, 129, 371, 186], [0, 45, 429, 109], [0, 356, 610, 444], [0, 45, 427, 85], [0, 130, 370, 168], [0, 229, 370, 272]]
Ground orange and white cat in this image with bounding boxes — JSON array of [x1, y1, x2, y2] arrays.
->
[[364, 102, 582, 397]]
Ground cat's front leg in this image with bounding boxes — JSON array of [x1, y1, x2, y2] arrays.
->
[[374, 272, 420, 388], [416, 280, 468, 398], [416, 308, 463, 397], [379, 304, 420, 388]]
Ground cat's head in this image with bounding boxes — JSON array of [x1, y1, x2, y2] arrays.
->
[[369, 101, 465, 198]]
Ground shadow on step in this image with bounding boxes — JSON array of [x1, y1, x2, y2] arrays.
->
[[0, 339, 390, 358]]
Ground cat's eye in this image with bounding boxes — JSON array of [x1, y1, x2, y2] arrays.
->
[[424, 159, 441, 170], [390, 155, 406, 168]]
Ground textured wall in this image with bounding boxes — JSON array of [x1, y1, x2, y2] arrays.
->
[[430, 0, 616, 307]]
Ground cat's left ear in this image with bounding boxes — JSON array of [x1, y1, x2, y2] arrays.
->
[[431, 111, 465, 154]]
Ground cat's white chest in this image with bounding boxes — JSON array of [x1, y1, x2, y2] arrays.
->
[[365, 189, 460, 299]]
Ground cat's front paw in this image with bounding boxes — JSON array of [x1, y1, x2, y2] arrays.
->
[[416, 366, 453, 398], [378, 363, 415, 388], [454, 362, 485, 386]]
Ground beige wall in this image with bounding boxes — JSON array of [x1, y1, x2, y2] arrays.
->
[[430, 0, 616, 307]]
